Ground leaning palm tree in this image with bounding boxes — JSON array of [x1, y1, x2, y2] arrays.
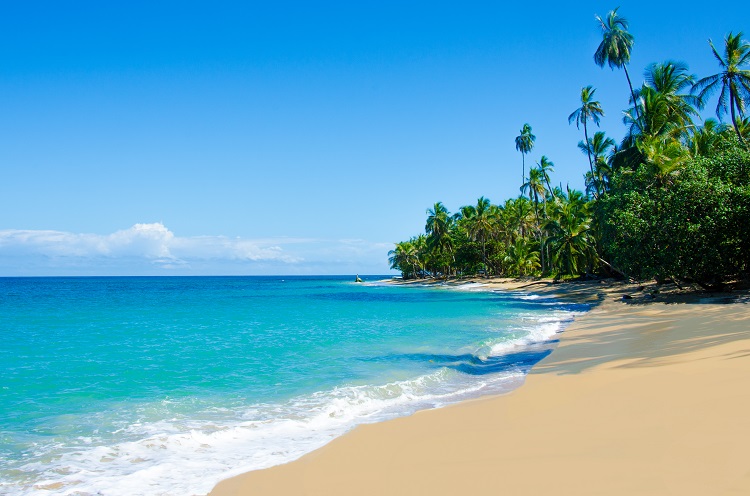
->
[[514, 124, 536, 184], [594, 8, 641, 125], [692, 32, 750, 146], [569, 85, 605, 186]]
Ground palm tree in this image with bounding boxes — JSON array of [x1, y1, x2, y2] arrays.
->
[[504, 238, 540, 277], [520, 167, 548, 272], [737, 116, 750, 142], [521, 167, 546, 222], [644, 61, 700, 129], [569, 86, 605, 188], [594, 8, 641, 125], [389, 240, 418, 279], [688, 118, 725, 157], [537, 156, 555, 194], [504, 197, 534, 242], [544, 196, 594, 278], [425, 202, 455, 276], [636, 135, 691, 186], [514, 124, 536, 184], [692, 32, 750, 146], [578, 131, 615, 195], [625, 61, 700, 142], [463, 197, 499, 276]]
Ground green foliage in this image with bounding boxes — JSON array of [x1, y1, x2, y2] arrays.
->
[[601, 153, 750, 286], [389, 20, 750, 288], [694, 132, 750, 185]]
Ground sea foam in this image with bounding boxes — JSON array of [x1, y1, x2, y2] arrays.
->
[[1, 277, 586, 496]]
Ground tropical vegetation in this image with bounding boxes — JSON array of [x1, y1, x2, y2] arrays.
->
[[390, 12, 750, 290]]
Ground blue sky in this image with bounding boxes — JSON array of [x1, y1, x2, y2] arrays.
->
[[1, 1, 748, 275]]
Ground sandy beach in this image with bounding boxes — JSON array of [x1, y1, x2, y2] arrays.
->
[[211, 279, 750, 496]]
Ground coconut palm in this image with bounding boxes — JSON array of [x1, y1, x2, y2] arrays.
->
[[594, 8, 641, 125], [737, 116, 750, 142], [637, 135, 691, 186], [514, 124, 536, 184], [389, 240, 419, 279], [625, 61, 700, 142], [545, 197, 594, 278], [692, 32, 750, 145], [425, 202, 455, 276], [504, 197, 534, 242], [426, 202, 451, 240], [504, 238, 540, 277], [569, 86, 605, 186], [578, 131, 616, 195], [462, 197, 499, 276], [644, 61, 700, 129], [688, 119, 725, 157], [521, 167, 546, 222], [537, 156, 555, 194]]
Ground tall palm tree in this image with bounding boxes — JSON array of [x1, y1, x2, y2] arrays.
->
[[569, 86, 605, 186], [692, 32, 750, 146], [514, 124, 536, 184], [594, 8, 641, 125]]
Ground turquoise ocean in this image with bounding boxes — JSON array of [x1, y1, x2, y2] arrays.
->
[[0, 276, 588, 495]]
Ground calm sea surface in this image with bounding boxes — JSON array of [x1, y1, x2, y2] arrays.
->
[[0, 276, 587, 495]]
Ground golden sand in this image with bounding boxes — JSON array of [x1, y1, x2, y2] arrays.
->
[[211, 279, 750, 496]]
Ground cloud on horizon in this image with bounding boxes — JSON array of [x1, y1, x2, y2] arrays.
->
[[0, 223, 393, 276]]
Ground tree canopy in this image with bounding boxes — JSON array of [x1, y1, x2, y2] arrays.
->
[[390, 11, 749, 289]]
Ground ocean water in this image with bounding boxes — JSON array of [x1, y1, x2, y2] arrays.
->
[[0, 276, 588, 495]]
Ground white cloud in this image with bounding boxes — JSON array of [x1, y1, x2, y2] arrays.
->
[[0, 223, 393, 275]]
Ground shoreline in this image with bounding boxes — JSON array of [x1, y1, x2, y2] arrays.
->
[[211, 278, 750, 495]]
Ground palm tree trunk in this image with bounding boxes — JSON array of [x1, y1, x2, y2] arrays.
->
[[583, 123, 599, 199], [521, 154, 525, 185], [540, 234, 545, 275], [623, 64, 642, 132], [730, 86, 748, 146], [482, 238, 487, 277]]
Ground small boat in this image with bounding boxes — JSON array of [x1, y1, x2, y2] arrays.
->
[[355, 275, 363, 283]]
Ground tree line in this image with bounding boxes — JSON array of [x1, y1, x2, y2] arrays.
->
[[389, 8, 750, 289]]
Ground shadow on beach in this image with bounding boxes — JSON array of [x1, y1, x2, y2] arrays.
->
[[532, 288, 750, 376]]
